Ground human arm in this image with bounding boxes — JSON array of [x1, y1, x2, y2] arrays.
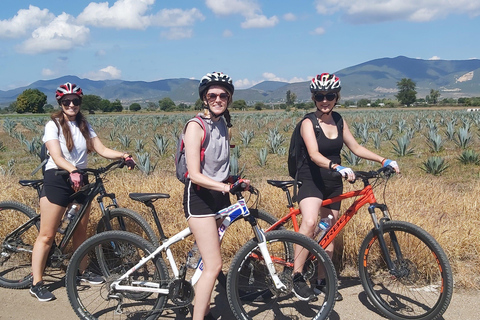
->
[[342, 120, 400, 173]]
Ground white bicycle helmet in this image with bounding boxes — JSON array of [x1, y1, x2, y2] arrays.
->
[[198, 72, 234, 99], [310, 73, 341, 93]]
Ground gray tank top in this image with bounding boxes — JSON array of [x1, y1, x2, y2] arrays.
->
[[189, 115, 230, 182]]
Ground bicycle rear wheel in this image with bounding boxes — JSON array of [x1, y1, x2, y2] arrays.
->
[[227, 230, 337, 320], [66, 231, 169, 320], [96, 207, 159, 246], [358, 220, 453, 320], [0, 201, 38, 289]]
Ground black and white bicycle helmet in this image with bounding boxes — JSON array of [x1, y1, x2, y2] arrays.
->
[[310, 73, 341, 93], [198, 72, 234, 99], [56, 82, 83, 101]]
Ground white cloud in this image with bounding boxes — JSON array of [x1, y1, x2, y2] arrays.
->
[[235, 73, 308, 89], [314, 0, 480, 24], [206, 0, 278, 28], [77, 0, 154, 29], [42, 68, 55, 76], [161, 28, 193, 40], [429, 56, 441, 60], [223, 29, 234, 37], [17, 13, 90, 54], [241, 14, 279, 28], [235, 78, 260, 89], [0, 5, 54, 38], [84, 66, 122, 80], [283, 13, 297, 21], [151, 8, 205, 27], [311, 27, 326, 35]]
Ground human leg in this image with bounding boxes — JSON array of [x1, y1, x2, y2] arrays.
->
[[30, 197, 65, 301], [188, 216, 222, 320]]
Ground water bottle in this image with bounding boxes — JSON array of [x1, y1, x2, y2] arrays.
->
[[314, 214, 333, 242], [58, 202, 81, 234], [186, 243, 201, 269]]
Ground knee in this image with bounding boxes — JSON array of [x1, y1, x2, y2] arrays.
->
[[37, 233, 55, 246]]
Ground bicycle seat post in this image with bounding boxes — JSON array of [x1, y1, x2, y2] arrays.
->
[[283, 187, 295, 209]]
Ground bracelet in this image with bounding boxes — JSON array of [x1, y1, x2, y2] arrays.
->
[[222, 184, 229, 195], [381, 158, 386, 165], [328, 160, 334, 170], [331, 163, 339, 171], [122, 152, 132, 159]]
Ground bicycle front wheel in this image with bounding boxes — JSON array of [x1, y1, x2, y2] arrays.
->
[[227, 230, 337, 320], [0, 201, 38, 289], [96, 207, 159, 246], [66, 231, 169, 320], [358, 220, 453, 320]]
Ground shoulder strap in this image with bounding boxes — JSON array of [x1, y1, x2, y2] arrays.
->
[[331, 111, 343, 131]]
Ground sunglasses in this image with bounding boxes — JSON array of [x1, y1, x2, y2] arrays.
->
[[61, 98, 81, 107], [206, 93, 229, 102], [314, 93, 337, 102]]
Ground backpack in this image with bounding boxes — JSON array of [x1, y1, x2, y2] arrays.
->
[[175, 116, 209, 183], [288, 111, 343, 202], [31, 143, 49, 176]]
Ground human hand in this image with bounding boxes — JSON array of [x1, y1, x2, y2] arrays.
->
[[229, 178, 251, 194], [124, 155, 136, 170], [335, 165, 355, 181], [69, 170, 84, 191], [382, 159, 400, 174]]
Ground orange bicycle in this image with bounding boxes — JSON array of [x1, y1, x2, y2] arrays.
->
[[264, 166, 453, 320]]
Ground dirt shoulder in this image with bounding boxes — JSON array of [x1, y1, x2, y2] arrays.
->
[[1, 272, 478, 320]]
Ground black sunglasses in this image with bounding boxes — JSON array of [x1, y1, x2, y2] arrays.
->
[[61, 98, 81, 107], [314, 93, 337, 102], [206, 93, 230, 101]]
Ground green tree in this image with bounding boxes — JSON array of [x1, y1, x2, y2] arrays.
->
[[357, 99, 371, 108], [429, 89, 440, 105], [146, 102, 158, 111], [81, 95, 102, 113], [110, 99, 123, 112], [231, 99, 247, 110], [395, 78, 417, 106], [254, 102, 266, 110], [129, 103, 141, 112], [194, 99, 203, 110], [15, 88, 47, 113], [158, 97, 176, 111], [286, 90, 297, 107]]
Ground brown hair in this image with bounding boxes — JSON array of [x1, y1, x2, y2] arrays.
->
[[51, 109, 93, 152]]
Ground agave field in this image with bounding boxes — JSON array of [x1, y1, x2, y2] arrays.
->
[[1, 107, 479, 289]]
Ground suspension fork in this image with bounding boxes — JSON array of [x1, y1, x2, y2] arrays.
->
[[368, 204, 404, 273], [246, 215, 286, 291]]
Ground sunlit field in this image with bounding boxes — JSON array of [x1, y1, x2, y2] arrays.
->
[[1, 107, 479, 289]]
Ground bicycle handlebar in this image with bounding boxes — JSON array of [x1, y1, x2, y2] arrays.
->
[[330, 165, 396, 181], [55, 159, 125, 176]]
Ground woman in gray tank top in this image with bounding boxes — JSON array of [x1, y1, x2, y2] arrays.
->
[[182, 72, 250, 320]]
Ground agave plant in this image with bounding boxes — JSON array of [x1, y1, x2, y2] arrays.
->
[[342, 149, 362, 166], [371, 132, 381, 149], [392, 134, 414, 157], [257, 147, 268, 167], [426, 131, 444, 153], [453, 127, 472, 149], [266, 128, 285, 154], [0, 159, 15, 176], [458, 149, 480, 165], [421, 156, 449, 175], [135, 152, 157, 175], [3, 118, 17, 136], [152, 134, 170, 157], [239, 129, 255, 147], [444, 121, 455, 140], [118, 135, 132, 148]]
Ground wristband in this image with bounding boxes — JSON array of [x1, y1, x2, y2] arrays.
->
[[328, 160, 334, 170], [381, 158, 386, 166]]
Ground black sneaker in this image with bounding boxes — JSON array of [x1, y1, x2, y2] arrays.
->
[[292, 273, 315, 301], [314, 278, 343, 301], [30, 281, 55, 302], [77, 271, 104, 285]]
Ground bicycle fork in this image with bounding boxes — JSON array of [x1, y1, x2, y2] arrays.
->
[[246, 215, 287, 292], [368, 204, 405, 275]]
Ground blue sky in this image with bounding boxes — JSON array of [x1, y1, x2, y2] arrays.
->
[[1, 0, 479, 91]]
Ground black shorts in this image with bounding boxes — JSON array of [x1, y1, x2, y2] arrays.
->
[[183, 180, 231, 219], [41, 169, 88, 207], [297, 178, 343, 211]]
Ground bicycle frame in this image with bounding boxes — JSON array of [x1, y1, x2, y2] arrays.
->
[[266, 169, 400, 271], [111, 195, 286, 295]]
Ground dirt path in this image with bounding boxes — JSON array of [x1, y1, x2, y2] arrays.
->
[[1, 271, 478, 320]]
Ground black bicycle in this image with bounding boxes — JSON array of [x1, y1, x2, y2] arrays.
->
[[0, 159, 158, 289]]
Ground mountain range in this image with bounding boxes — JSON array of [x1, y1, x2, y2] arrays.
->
[[1, 56, 479, 106]]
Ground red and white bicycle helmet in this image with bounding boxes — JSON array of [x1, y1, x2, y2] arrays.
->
[[310, 73, 341, 93], [55, 82, 83, 101], [198, 72, 234, 99]]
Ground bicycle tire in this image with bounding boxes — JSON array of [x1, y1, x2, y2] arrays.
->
[[66, 230, 169, 320], [96, 207, 159, 247], [0, 201, 38, 289], [358, 220, 453, 320], [227, 230, 337, 320]]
